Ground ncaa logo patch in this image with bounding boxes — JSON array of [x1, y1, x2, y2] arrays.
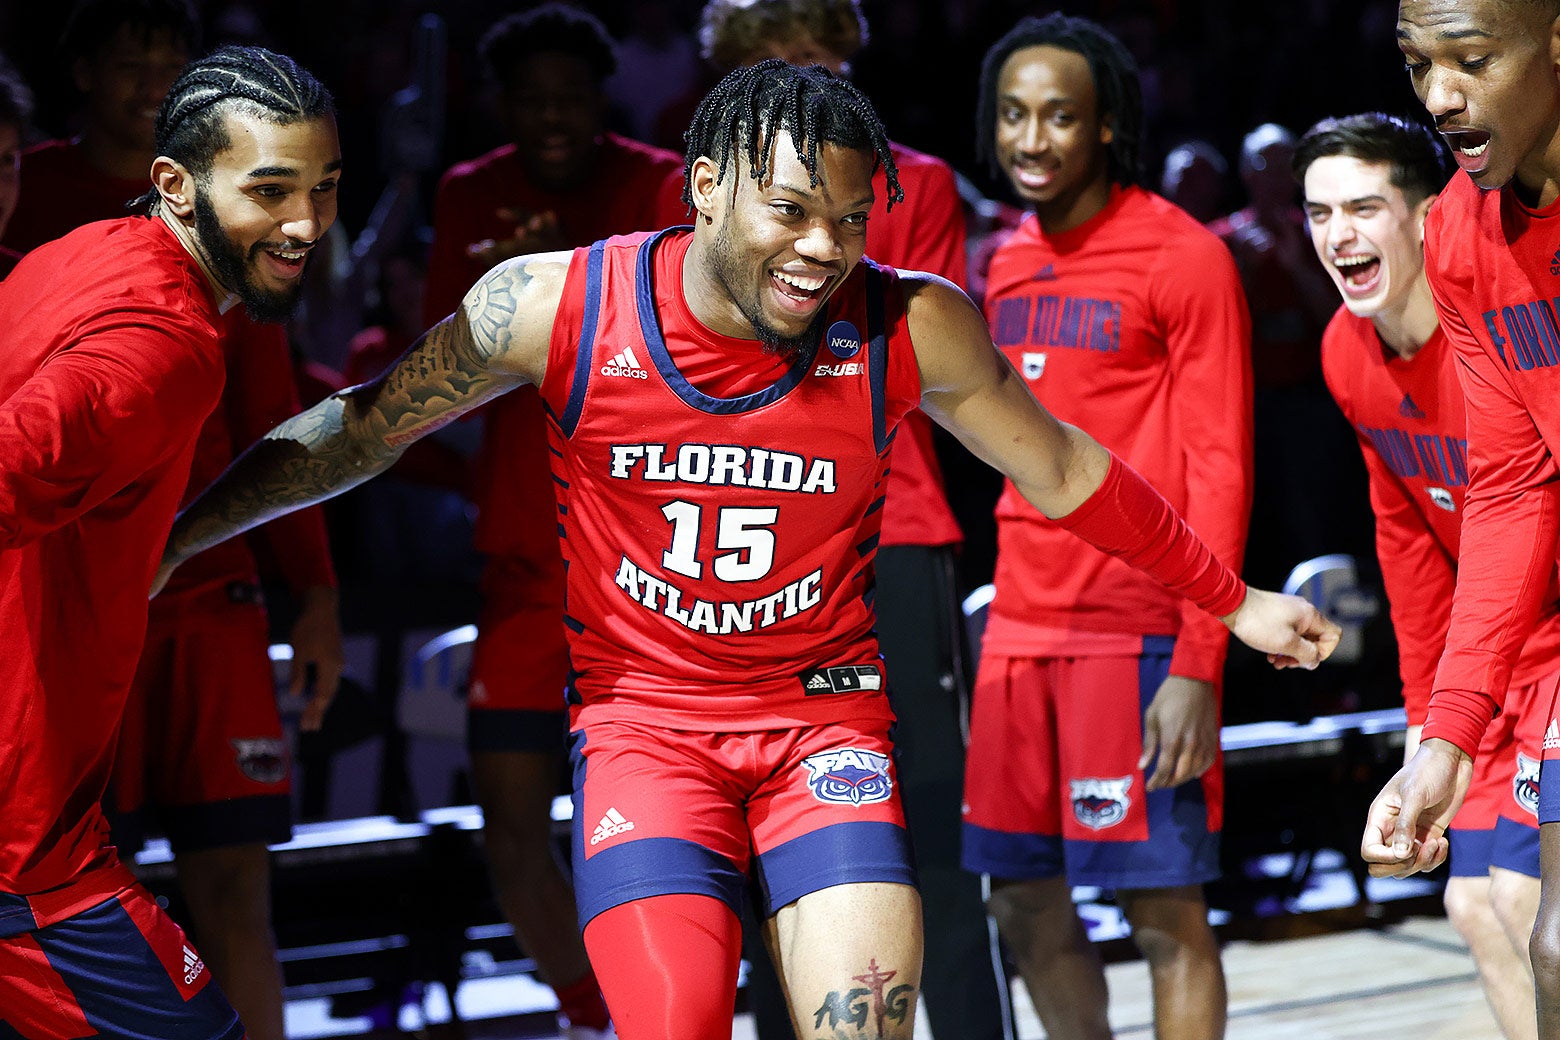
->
[[826, 320, 862, 359], [1516, 752, 1541, 817], [1428, 487, 1456, 512], [232, 737, 288, 784], [802, 747, 893, 806], [1070, 776, 1131, 830], [1022, 352, 1047, 380]]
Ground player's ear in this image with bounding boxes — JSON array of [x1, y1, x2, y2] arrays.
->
[[1413, 193, 1437, 241], [152, 157, 197, 219], [689, 156, 720, 226]]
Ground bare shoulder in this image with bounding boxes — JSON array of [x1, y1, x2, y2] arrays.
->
[[460, 250, 574, 385], [898, 269, 998, 395]]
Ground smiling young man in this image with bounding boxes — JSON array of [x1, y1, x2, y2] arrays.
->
[[960, 15, 1251, 1040], [1363, 1, 1560, 1035], [0, 45, 338, 1039], [1301, 111, 1560, 1040], [152, 61, 1336, 1040]]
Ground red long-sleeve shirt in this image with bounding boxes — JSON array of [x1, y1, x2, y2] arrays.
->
[[1419, 173, 1560, 754], [423, 133, 684, 560], [164, 311, 336, 600], [981, 186, 1253, 682], [1322, 307, 1560, 725], [0, 218, 225, 916]]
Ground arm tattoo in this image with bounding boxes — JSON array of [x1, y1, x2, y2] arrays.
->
[[168, 261, 540, 565]]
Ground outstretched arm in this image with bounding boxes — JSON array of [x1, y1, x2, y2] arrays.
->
[[906, 272, 1339, 668], [158, 253, 569, 589]]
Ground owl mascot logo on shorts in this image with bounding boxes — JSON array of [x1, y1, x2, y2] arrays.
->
[[802, 748, 894, 806], [1515, 752, 1541, 818], [1070, 776, 1132, 829]]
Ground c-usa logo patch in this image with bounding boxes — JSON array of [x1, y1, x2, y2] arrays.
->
[[1070, 776, 1131, 830], [1516, 752, 1541, 817], [802, 747, 893, 806]]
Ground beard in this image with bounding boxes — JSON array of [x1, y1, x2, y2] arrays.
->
[[709, 220, 824, 366], [193, 192, 307, 324]]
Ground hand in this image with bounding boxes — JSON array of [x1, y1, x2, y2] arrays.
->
[[1140, 675, 1219, 790], [1222, 586, 1341, 669], [287, 585, 345, 732], [1361, 737, 1472, 878], [465, 209, 566, 268]]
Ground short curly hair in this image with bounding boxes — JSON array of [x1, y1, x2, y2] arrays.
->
[[479, 3, 617, 89], [698, 0, 867, 71]]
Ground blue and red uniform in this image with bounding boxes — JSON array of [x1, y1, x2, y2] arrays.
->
[[0, 217, 240, 1038], [539, 228, 921, 922], [963, 186, 1252, 888]]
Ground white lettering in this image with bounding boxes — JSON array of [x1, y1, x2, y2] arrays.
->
[[644, 444, 677, 481], [769, 452, 804, 491], [614, 561, 828, 635], [710, 446, 748, 487], [800, 460, 836, 494], [610, 444, 645, 478], [677, 443, 712, 483]]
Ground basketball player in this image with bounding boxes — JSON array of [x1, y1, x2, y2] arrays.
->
[[0, 45, 338, 1039], [157, 62, 1338, 1040]]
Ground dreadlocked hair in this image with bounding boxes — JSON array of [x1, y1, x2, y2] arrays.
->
[[135, 45, 334, 213], [976, 13, 1144, 188], [680, 58, 900, 212]]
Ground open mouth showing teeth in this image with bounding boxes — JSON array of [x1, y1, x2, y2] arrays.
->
[[773, 270, 827, 300], [1334, 253, 1379, 286], [1444, 129, 1491, 158]]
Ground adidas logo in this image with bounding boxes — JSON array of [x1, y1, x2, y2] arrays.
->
[[1399, 393, 1426, 420], [1032, 264, 1058, 281], [590, 807, 635, 845], [1545, 720, 1560, 751], [1551, 247, 1560, 276], [182, 945, 205, 985], [601, 347, 649, 379], [806, 674, 832, 691]]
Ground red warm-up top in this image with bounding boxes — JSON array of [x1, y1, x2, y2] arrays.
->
[[980, 186, 1253, 682]]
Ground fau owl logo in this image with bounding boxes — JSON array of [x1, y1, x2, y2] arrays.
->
[[1515, 752, 1541, 817], [1070, 776, 1132, 830], [802, 748, 893, 806]]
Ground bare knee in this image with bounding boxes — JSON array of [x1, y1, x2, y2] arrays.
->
[[1444, 875, 1500, 947], [1489, 869, 1540, 950], [1530, 904, 1560, 983], [1118, 887, 1217, 967]]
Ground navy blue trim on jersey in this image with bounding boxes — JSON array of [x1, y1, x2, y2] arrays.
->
[[864, 262, 891, 453], [558, 240, 607, 438], [755, 820, 916, 915], [634, 229, 822, 415], [32, 897, 243, 1040]]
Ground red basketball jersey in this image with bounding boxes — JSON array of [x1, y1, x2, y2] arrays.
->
[[539, 229, 922, 730]]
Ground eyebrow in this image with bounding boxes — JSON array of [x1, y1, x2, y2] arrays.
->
[[1306, 194, 1390, 207], [773, 181, 875, 210], [246, 158, 343, 178], [1397, 25, 1493, 41]]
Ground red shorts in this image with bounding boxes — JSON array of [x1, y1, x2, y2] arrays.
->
[[568, 716, 915, 926], [1450, 671, 1550, 878], [962, 638, 1222, 889], [111, 584, 290, 853], [0, 881, 241, 1039], [466, 552, 570, 753]]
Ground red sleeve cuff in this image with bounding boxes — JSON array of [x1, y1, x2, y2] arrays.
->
[[1420, 688, 1500, 758]]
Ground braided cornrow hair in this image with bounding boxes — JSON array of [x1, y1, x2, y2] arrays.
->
[[680, 58, 900, 212], [135, 45, 334, 212]]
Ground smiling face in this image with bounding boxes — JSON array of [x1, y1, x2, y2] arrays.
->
[[75, 24, 188, 154], [1397, 0, 1560, 191], [1304, 154, 1431, 321], [689, 130, 874, 359], [499, 51, 605, 191], [992, 44, 1113, 230], [189, 109, 342, 322]]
